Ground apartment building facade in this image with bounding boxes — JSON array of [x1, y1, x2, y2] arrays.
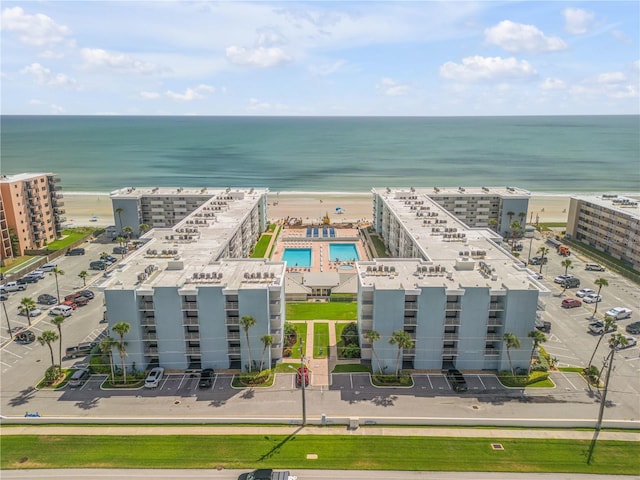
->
[[0, 173, 65, 264], [566, 194, 639, 270], [364, 188, 546, 372], [102, 189, 283, 371]]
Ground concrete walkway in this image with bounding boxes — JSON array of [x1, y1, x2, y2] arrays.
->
[[2, 425, 638, 441]]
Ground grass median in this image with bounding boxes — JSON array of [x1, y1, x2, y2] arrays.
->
[[1, 434, 635, 474]]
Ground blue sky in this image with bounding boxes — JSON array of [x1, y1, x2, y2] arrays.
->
[[2, 1, 638, 115]]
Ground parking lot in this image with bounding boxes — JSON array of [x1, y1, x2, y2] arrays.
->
[[1, 233, 638, 425]]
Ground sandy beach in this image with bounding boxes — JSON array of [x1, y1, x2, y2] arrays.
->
[[63, 191, 573, 228]]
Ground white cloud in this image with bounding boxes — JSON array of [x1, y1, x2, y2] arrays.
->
[[376, 77, 410, 96], [596, 72, 626, 84], [81, 48, 164, 74], [226, 46, 291, 68], [140, 91, 161, 100], [20, 63, 77, 88], [165, 84, 215, 101], [1, 7, 71, 47], [484, 20, 567, 53], [308, 60, 347, 77], [50, 104, 65, 114], [541, 78, 566, 90], [440, 56, 537, 82], [563, 8, 595, 35], [38, 50, 64, 59], [246, 98, 289, 113]]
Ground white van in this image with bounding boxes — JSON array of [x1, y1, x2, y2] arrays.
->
[[50, 305, 73, 317], [585, 263, 605, 271]]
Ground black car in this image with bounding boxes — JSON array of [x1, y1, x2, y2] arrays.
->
[[17, 276, 37, 285], [198, 368, 215, 389], [626, 321, 640, 335], [15, 330, 36, 344], [37, 294, 58, 305], [66, 248, 85, 256], [446, 368, 468, 392], [77, 290, 95, 300]]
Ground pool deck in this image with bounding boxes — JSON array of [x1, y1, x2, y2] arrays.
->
[[272, 227, 368, 273]]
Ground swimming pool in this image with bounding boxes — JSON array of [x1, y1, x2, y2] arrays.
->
[[283, 248, 312, 267], [330, 243, 359, 262]]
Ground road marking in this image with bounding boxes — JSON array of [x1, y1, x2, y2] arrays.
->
[[427, 375, 433, 389], [478, 376, 486, 389], [560, 372, 577, 390], [176, 374, 187, 390], [0, 360, 11, 367], [3, 349, 22, 358], [350, 373, 353, 389]]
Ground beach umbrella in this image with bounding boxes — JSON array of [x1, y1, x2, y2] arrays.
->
[[335, 207, 342, 211]]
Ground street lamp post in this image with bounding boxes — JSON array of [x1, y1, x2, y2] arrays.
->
[[1, 298, 12, 338], [300, 339, 307, 426]]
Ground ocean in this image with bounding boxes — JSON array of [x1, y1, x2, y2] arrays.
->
[[1, 115, 638, 194]]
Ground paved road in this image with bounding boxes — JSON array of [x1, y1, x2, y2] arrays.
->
[[0, 469, 633, 480]]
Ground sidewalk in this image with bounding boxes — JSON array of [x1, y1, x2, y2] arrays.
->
[[2, 424, 638, 441]]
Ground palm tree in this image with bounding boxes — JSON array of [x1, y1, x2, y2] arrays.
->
[[51, 267, 65, 304], [502, 332, 521, 376], [587, 315, 617, 370], [100, 251, 109, 260], [259, 334, 273, 372], [560, 258, 573, 293], [527, 330, 547, 375], [388, 330, 414, 377], [239, 315, 256, 372], [19, 297, 37, 326], [111, 322, 130, 383], [592, 278, 608, 317], [364, 330, 382, 374], [536, 246, 549, 274], [122, 226, 133, 241], [507, 211, 515, 224], [115, 207, 124, 232], [99, 336, 119, 383], [518, 212, 527, 228], [115, 235, 126, 247], [1, 297, 12, 338], [51, 314, 65, 373], [139, 223, 150, 237], [38, 330, 59, 370], [78, 270, 88, 286]]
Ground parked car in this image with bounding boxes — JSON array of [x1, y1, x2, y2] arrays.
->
[[89, 260, 107, 270], [535, 318, 551, 333], [65, 342, 98, 359], [17, 276, 37, 285], [561, 277, 581, 288], [625, 321, 640, 335], [296, 367, 310, 387], [19, 308, 42, 317], [37, 294, 58, 305], [198, 368, 215, 389], [0, 291, 8, 301], [15, 330, 36, 344], [446, 368, 468, 392], [66, 248, 85, 256], [28, 270, 45, 280], [616, 336, 637, 350], [49, 305, 73, 317], [68, 368, 90, 387], [528, 256, 548, 266], [554, 274, 573, 284], [1, 282, 27, 292], [588, 321, 617, 335], [561, 298, 582, 309], [576, 288, 595, 298], [40, 263, 57, 272], [113, 246, 128, 255], [583, 294, 602, 304], [585, 263, 605, 271], [64, 293, 90, 306], [144, 367, 165, 388], [77, 290, 95, 300], [61, 300, 78, 310], [237, 469, 294, 480], [605, 307, 633, 321]]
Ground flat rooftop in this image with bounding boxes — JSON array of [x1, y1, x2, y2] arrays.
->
[[373, 186, 531, 198], [0, 173, 56, 183], [102, 188, 283, 291], [572, 194, 640, 219], [110, 186, 267, 198], [369, 188, 547, 292]]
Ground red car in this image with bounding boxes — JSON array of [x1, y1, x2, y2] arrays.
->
[[561, 298, 582, 309], [296, 367, 310, 387], [61, 300, 78, 310]]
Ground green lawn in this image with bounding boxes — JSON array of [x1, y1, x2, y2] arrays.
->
[[46, 231, 88, 250], [332, 364, 371, 373], [251, 234, 272, 258], [313, 322, 329, 358], [287, 323, 307, 359], [286, 302, 357, 320], [1, 434, 635, 474]]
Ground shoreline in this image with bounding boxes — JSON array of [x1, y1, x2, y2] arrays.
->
[[57, 191, 608, 228]]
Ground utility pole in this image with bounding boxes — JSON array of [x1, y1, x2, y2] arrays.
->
[[1, 298, 12, 338], [300, 338, 307, 426]]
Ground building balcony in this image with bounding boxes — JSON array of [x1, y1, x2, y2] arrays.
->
[[142, 333, 157, 341], [442, 348, 458, 356], [226, 317, 239, 326], [225, 302, 239, 310], [140, 319, 156, 327], [446, 303, 461, 310], [443, 333, 459, 340], [186, 347, 201, 355], [487, 319, 504, 327], [145, 346, 158, 355], [182, 317, 199, 326], [485, 348, 500, 356], [404, 302, 418, 310], [181, 302, 198, 310], [138, 302, 154, 310], [227, 332, 240, 340], [403, 317, 417, 326], [184, 331, 200, 340], [228, 347, 241, 355], [488, 303, 504, 311], [486, 333, 502, 341], [444, 317, 460, 326]]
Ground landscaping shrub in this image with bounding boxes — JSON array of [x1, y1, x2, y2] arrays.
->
[[340, 344, 361, 359], [341, 322, 359, 346]]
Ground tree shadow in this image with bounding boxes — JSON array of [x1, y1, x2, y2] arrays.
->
[[371, 395, 397, 407], [256, 426, 303, 462], [209, 399, 227, 407], [241, 388, 255, 399], [8, 386, 37, 407], [75, 397, 100, 410]]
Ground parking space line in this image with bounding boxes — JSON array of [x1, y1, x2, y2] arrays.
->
[[427, 375, 433, 389], [350, 373, 353, 389], [211, 373, 218, 390], [478, 376, 486, 389], [176, 374, 187, 390], [3, 349, 22, 358], [560, 372, 577, 390], [0, 360, 12, 367], [159, 375, 169, 390]]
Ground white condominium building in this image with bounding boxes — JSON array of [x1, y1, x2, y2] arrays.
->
[[365, 188, 548, 372], [566, 194, 640, 271], [102, 188, 284, 371]]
